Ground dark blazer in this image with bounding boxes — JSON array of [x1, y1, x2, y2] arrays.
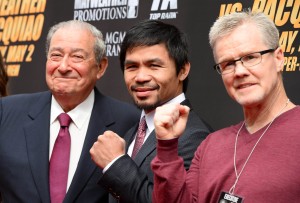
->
[[99, 99, 213, 203], [0, 88, 140, 203]]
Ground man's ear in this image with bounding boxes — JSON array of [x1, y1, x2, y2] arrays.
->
[[179, 62, 191, 81], [96, 57, 108, 79], [274, 47, 284, 72]]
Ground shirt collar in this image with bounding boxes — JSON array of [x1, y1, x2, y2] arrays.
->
[[141, 93, 186, 133], [50, 90, 95, 129]]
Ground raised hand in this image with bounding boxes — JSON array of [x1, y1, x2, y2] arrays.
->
[[154, 103, 190, 140], [90, 130, 126, 169]]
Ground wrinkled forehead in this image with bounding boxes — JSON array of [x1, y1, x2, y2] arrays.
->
[[50, 27, 95, 49]]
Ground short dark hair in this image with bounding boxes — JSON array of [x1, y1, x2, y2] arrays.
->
[[120, 20, 190, 92]]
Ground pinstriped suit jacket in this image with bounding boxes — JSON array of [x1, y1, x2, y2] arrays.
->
[[99, 99, 213, 203]]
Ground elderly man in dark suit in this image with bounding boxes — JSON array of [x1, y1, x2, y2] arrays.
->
[[0, 20, 140, 203], [90, 20, 213, 203]]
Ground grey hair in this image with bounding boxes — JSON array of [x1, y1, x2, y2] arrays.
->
[[209, 10, 279, 50], [45, 20, 106, 63]]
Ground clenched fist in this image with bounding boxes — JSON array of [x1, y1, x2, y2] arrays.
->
[[154, 103, 189, 140], [90, 130, 126, 169]]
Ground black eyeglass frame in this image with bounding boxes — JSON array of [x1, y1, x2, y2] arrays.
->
[[213, 48, 277, 75]]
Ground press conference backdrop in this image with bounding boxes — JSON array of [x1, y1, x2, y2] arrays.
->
[[1, 0, 299, 130]]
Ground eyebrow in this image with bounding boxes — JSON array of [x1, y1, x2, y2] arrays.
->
[[218, 50, 254, 63], [49, 47, 89, 55], [124, 58, 163, 65], [147, 58, 163, 64]]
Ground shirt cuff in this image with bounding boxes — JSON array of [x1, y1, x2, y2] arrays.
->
[[102, 154, 125, 173]]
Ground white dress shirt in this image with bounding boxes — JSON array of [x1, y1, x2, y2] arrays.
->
[[127, 93, 186, 156], [49, 90, 94, 190], [103, 93, 186, 172]]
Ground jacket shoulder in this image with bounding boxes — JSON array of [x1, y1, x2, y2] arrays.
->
[[1, 91, 51, 110]]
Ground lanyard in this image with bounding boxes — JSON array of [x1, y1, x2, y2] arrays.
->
[[229, 99, 290, 195]]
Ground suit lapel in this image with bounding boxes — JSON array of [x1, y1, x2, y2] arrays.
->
[[133, 130, 156, 166], [24, 91, 52, 203], [124, 124, 138, 151], [124, 123, 156, 167], [65, 89, 115, 202], [181, 99, 192, 109], [125, 99, 191, 167]]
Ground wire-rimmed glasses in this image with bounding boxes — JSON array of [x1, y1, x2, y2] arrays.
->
[[214, 48, 276, 75]]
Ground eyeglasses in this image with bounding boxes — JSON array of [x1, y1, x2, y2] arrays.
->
[[214, 48, 276, 75]]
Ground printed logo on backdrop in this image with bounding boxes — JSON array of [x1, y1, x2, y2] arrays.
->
[[149, 0, 178, 20], [0, 0, 46, 77], [105, 31, 126, 57], [74, 0, 140, 21], [219, 0, 299, 72], [73, 0, 140, 57]]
